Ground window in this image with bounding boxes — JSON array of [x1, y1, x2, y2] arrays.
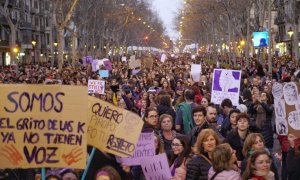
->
[[46, 34, 50, 45], [35, 17, 39, 26]]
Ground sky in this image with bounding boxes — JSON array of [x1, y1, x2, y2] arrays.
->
[[151, 0, 183, 41]]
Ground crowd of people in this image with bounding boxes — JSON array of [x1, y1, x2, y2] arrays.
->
[[0, 53, 300, 180]]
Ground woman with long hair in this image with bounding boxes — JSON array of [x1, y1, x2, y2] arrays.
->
[[170, 135, 191, 180], [242, 149, 274, 180], [208, 143, 241, 180], [241, 133, 279, 179], [186, 129, 221, 180]]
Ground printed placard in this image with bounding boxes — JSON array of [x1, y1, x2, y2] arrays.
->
[[117, 132, 155, 165], [211, 69, 241, 106], [0, 85, 87, 169], [88, 80, 105, 94], [273, 82, 300, 137], [141, 153, 171, 180], [87, 96, 144, 157]]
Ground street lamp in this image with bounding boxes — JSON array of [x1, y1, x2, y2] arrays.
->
[[32, 40, 36, 63], [288, 27, 294, 57]]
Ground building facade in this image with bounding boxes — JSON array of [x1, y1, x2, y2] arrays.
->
[[0, 0, 53, 66]]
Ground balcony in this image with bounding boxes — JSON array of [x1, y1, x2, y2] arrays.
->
[[19, 22, 32, 30], [0, 40, 9, 47]]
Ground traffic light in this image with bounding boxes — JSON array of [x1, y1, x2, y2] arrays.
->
[[144, 36, 149, 41]]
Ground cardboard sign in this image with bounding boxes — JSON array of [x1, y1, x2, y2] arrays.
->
[[142, 57, 154, 69], [99, 70, 109, 78], [117, 132, 155, 165], [129, 59, 141, 69], [88, 80, 105, 94], [211, 69, 241, 106], [191, 64, 202, 82], [0, 85, 87, 169], [273, 82, 300, 137], [141, 153, 171, 180], [87, 96, 144, 157]]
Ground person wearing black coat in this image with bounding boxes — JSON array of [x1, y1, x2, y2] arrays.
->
[[287, 134, 300, 180], [224, 113, 251, 164], [186, 129, 220, 180], [156, 94, 176, 126]]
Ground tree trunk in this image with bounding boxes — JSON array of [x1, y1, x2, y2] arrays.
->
[[58, 27, 64, 70], [246, 6, 251, 67], [71, 32, 77, 67]]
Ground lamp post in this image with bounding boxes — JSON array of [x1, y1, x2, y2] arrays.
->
[[32, 40, 36, 63], [53, 41, 58, 66], [288, 27, 294, 57]]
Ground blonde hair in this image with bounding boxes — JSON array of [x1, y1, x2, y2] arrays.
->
[[242, 133, 265, 157], [194, 129, 220, 155], [211, 143, 232, 172]]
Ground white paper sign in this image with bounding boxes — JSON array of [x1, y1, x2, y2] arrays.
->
[[122, 56, 127, 62], [191, 64, 202, 82], [88, 80, 105, 94], [161, 54, 167, 63], [191, 54, 196, 59], [211, 69, 241, 106]]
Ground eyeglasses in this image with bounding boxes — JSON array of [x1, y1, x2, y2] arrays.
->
[[171, 143, 183, 147]]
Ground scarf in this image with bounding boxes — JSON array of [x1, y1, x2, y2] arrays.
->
[[177, 102, 193, 134], [253, 170, 275, 180]]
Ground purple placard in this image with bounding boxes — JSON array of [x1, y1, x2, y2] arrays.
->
[[103, 60, 112, 70], [117, 132, 155, 166], [211, 69, 241, 106], [86, 56, 93, 64], [92, 60, 99, 72], [132, 69, 141, 75], [141, 153, 171, 180], [213, 69, 240, 92]]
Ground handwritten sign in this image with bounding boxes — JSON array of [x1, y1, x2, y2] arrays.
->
[[103, 60, 112, 70], [0, 85, 87, 169], [273, 82, 300, 137], [87, 96, 144, 157], [129, 59, 141, 69], [141, 153, 171, 180], [88, 80, 105, 94], [142, 57, 154, 69], [211, 69, 241, 106], [117, 132, 155, 165]]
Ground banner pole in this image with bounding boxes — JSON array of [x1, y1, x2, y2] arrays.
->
[[41, 168, 46, 180], [81, 147, 96, 180]]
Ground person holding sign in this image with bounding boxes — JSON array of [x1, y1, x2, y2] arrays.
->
[[170, 135, 191, 180], [186, 129, 221, 180]]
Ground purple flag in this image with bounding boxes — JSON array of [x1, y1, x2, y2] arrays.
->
[[103, 60, 112, 70]]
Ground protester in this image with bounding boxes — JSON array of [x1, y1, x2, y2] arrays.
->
[[170, 135, 191, 179], [208, 143, 241, 180], [242, 149, 275, 180], [186, 129, 221, 180]]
